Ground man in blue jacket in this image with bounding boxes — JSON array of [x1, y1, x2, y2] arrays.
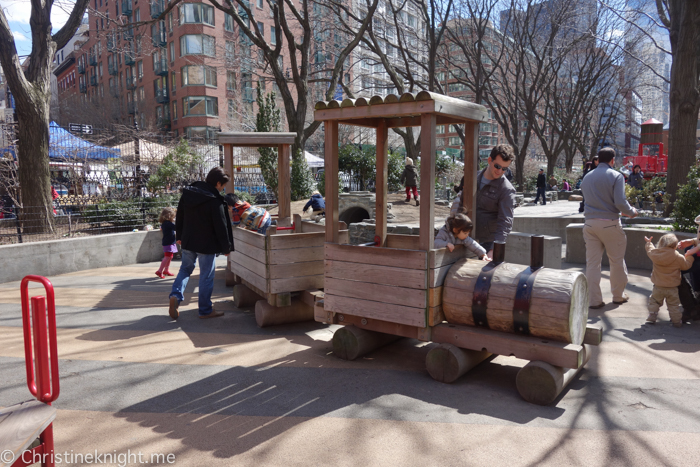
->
[[168, 167, 234, 320], [581, 148, 638, 309], [534, 168, 546, 205]]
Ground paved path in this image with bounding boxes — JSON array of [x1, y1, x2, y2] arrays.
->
[[1, 260, 699, 466]]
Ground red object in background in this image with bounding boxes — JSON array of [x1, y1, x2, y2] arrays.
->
[[14, 276, 59, 467], [624, 118, 668, 178]]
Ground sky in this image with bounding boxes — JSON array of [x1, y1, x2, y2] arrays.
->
[[0, 0, 74, 58]]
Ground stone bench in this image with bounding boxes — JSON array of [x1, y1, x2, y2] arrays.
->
[[566, 223, 695, 270]]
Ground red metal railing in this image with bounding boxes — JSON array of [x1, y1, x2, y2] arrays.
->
[[14, 275, 59, 467]]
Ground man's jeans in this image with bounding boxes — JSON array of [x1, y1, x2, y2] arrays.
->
[[534, 186, 546, 204], [169, 249, 217, 315]]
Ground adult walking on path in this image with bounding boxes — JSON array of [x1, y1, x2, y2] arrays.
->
[[168, 167, 234, 320], [581, 148, 638, 309], [534, 168, 547, 205], [451, 144, 517, 259]]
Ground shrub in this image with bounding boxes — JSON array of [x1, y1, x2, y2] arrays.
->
[[672, 165, 700, 232], [256, 88, 282, 199], [291, 150, 316, 201], [146, 140, 204, 192]]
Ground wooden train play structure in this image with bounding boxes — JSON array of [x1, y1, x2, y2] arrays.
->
[[219, 132, 348, 327], [311, 92, 601, 405]]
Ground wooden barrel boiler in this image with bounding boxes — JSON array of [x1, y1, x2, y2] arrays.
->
[[441, 237, 589, 345]]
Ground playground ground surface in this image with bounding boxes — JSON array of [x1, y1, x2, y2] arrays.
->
[[1, 250, 700, 466]]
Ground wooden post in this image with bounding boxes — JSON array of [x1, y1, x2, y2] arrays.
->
[[277, 144, 291, 227], [426, 343, 492, 383], [463, 122, 478, 222], [255, 298, 314, 327], [516, 345, 591, 405], [223, 144, 234, 194], [375, 121, 388, 246], [332, 325, 402, 360], [233, 284, 265, 308], [419, 114, 436, 251], [325, 121, 340, 243]]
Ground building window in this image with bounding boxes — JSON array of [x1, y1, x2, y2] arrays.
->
[[225, 14, 234, 32], [256, 0, 263, 8], [172, 101, 178, 120], [271, 26, 276, 45], [181, 65, 217, 87], [179, 3, 215, 26], [180, 34, 216, 56], [226, 71, 236, 91], [171, 71, 176, 91], [182, 96, 219, 116], [169, 42, 175, 61], [257, 21, 264, 36], [186, 126, 218, 141], [137, 61, 143, 78], [228, 99, 236, 121]]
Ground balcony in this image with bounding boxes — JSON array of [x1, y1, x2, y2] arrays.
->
[[154, 58, 168, 76], [126, 76, 137, 90], [109, 85, 120, 97], [155, 88, 169, 104], [122, 0, 133, 16], [108, 63, 118, 75], [107, 35, 117, 52], [150, 0, 165, 19], [127, 102, 136, 114], [88, 55, 97, 66], [79, 82, 87, 93], [77, 62, 86, 74], [242, 87, 254, 103], [90, 75, 98, 87], [124, 51, 135, 66], [151, 27, 167, 48], [123, 25, 134, 41], [157, 117, 171, 131]]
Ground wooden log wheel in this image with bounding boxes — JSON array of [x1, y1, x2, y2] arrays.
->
[[218, 132, 347, 326], [315, 92, 601, 405]]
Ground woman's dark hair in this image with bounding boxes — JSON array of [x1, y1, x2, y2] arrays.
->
[[633, 164, 642, 172], [224, 193, 240, 207], [446, 208, 473, 235], [205, 167, 231, 187]]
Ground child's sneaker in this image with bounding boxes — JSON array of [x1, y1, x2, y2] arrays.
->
[[646, 313, 657, 324], [163, 271, 174, 276], [155, 271, 164, 279]]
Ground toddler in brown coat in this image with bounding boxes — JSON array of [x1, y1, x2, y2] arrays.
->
[[645, 233, 698, 327]]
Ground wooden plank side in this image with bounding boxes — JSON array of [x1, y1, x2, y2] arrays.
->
[[269, 246, 324, 264], [385, 234, 420, 250], [231, 261, 268, 293], [419, 113, 436, 251], [463, 121, 478, 223], [0, 400, 56, 464], [432, 323, 584, 369], [429, 247, 469, 269], [232, 240, 267, 264], [325, 259, 427, 289], [334, 313, 423, 339], [376, 121, 388, 246], [269, 275, 324, 294], [583, 324, 603, 346], [324, 243, 427, 270], [325, 120, 339, 243], [233, 227, 266, 249], [231, 251, 267, 278], [325, 294, 427, 328], [324, 277, 427, 308], [428, 305, 445, 326], [269, 231, 326, 250], [429, 286, 443, 307], [269, 261, 324, 279], [430, 264, 456, 287]]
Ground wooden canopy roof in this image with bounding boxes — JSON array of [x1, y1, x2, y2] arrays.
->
[[218, 132, 296, 147], [314, 91, 488, 128]]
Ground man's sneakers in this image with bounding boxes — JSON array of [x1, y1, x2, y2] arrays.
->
[[613, 294, 630, 304], [168, 296, 179, 320]]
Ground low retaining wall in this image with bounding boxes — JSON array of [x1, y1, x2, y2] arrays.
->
[[565, 224, 695, 270], [513, 216, 584, 242], [0, 230, 163, 283], [349, 222, 562, 269]]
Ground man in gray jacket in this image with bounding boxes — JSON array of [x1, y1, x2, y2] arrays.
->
[[451, 144, 517, 259], [581, 147, 638, 309]]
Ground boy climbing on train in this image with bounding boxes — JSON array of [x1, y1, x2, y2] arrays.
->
[[434, 208, 490, 261]]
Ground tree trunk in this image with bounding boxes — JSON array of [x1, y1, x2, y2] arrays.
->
[[515, 150, 526, 192], [16, 98, 54, 234], [664, 0, 700, 214]]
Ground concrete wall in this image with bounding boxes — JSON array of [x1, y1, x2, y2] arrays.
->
[[565, 224, 695, 270], [512, 216, 584, 243], [0, 231, 163, 283]]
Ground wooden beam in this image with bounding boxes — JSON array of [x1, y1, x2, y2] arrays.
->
[[419, 113, 436, 251], [325, 242, 428, 269], [325, 120, 340, 243], [315, 100, 433, 121], [463, 122, 478, 222], [218, 132, 297, 146], [0, 400, 57, 464], [223, 144, 234, 194], [376, 121, 388, 246], [277, 144, 291, 225]]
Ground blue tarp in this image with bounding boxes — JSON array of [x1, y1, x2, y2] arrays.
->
[[49, 122, 120, 160]]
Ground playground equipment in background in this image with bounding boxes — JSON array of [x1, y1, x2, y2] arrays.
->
[[313, 92, 601, 405], [218, 132, 347, 327], [623, 118, 668, 177], [0, 276, 60, 467]]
